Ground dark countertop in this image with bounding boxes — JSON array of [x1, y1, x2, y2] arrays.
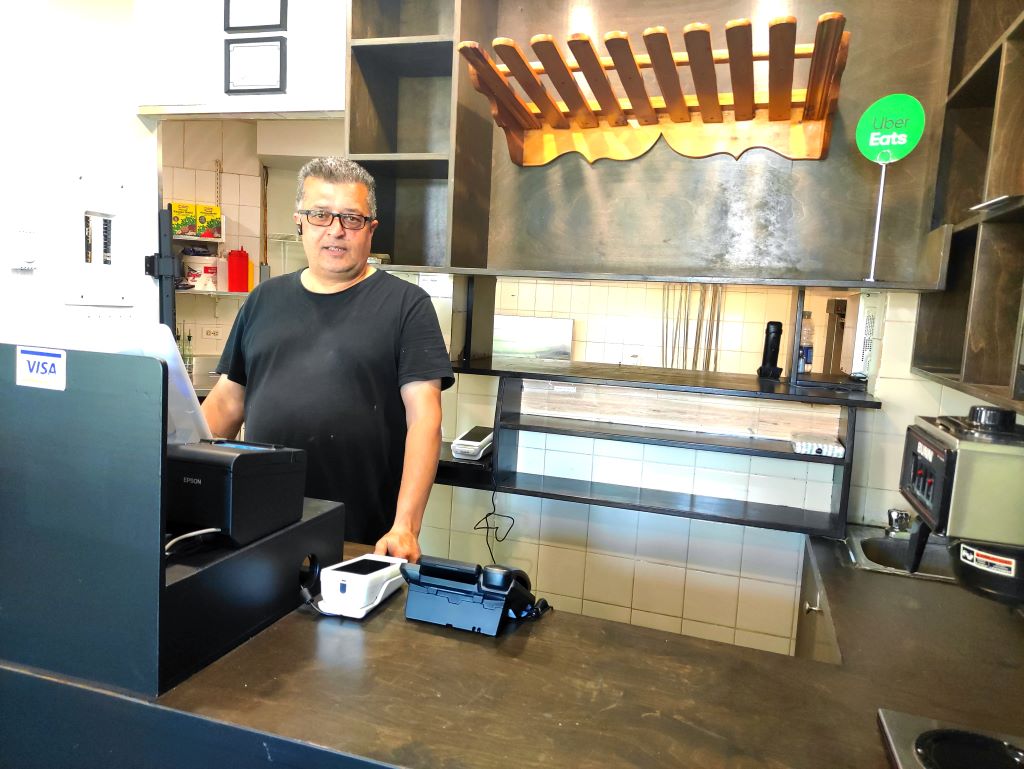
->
[[157, 539, 1024, 769]]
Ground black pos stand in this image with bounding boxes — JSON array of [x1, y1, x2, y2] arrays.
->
[[0, 345, 343, 697]]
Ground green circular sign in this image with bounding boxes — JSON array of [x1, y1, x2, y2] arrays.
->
[[855, 94, 926, 164]]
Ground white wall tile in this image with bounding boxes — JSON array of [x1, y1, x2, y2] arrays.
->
[[220, 172, 240, 205], [864, 487, 909, 527], [517, 447, 546, 475], [741, 529, 803, 584], [683, 569, 739, 626], [545, 450, 593, 481], [583, 553, 635, 606], [635, 512, 689, 566], [938, 385, 981, 417], [643, 445, 695, 466], [681, 619, 735, 645], [172, 167, 195, 201], [736, 578, 797, 637], [183, 121, 222, 171], [631, 610, 682, 633], [448, 531, 492, 565], [450, 486, 496, 533], [419, 526, 450, 558], [518, 431, 546, 450], [497, 493, 541, 542], [161, 120, 184, 167], [873, 377, 942, 436], [803, 481, 833, 513], [539, 498, 590, 550], [587, 505, 637, 557], [885, 291, 919, 323], [694, 451, 751, 473], [734, 630, 790, 655], [237, 204, 260, 238], [747, 475, 806, 507], [592, 454, 643, 486], [441, 384, 458, 441], [750, 457, 807, 479], [582, 600, 631, 623], [593, 439, 644, 460], [877, 321, 916, 379], [542, 592, 582, 614], [687, 520, 744, 575], [222, 121, 259, 175], [455, 393, 497, 437], [632, 561, 686, 616], [537, 545, 586, 597], [422, 484, 452, 529], [546, 434, 594, 454], [692, 469, 748, 502], [866, 432, 905, 491], [195, 170, 217, 204], [806, 463, 835, 483], [458, 373, 500, 397]]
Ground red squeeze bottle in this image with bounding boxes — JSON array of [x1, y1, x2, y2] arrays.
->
[[228, 249, 249, 293]]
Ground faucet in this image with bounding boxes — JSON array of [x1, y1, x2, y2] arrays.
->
[[885, 509, 912, 538]]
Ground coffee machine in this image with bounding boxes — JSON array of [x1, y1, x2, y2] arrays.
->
[[899, 405, 1024, 605]]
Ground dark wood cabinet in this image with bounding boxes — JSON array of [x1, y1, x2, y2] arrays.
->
[[914, 8, 1024, 412]]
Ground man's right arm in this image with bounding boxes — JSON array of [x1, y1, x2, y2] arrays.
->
[[201, 375, 246, 439]]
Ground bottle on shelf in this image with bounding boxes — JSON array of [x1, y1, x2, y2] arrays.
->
[[798, 311, 815, 373]]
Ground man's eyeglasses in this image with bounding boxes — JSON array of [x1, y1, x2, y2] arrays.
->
[[298, 209, 375, 231]]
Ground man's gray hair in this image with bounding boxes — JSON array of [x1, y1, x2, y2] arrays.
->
[[295, 157, 377, 218]]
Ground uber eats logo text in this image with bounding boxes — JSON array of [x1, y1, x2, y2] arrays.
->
[[856, 94, 925, 164]]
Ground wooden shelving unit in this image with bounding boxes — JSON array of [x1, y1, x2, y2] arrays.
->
[[457, 12, 850, 166], [345, 0, 496, 268], [915, 7, 1024, 411]]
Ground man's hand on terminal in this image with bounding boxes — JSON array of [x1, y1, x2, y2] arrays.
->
[[374, 526, 421, 563]]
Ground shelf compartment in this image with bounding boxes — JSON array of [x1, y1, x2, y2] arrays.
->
[[348, 153, 450, 180], [457, 12, 850, 165], [501, 414, 844, 465], [495, 472, 842, 537], [350, 0, 454, 41], [348, 42, 454, 156], [912, 228, 977, 376], [435, 441, 493, 490], [986, 38, 1024, 201]]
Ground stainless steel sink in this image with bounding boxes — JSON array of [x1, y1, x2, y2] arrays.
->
[[843, 525, 956, 582]]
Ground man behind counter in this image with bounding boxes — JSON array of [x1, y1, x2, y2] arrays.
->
[[201, 157, 454, 562]]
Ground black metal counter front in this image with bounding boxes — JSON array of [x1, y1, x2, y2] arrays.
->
[[3, 538, 1022, 768]]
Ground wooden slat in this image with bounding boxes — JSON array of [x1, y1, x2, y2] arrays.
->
[[682, 23, 722, 123], [803, 12, 846, 120], [642, 26, 689, 122], [566, 34, 626, 126], [604, 31, 658, 125], [827, 32, 851, 112], [458, 42, 540, 130], [725, 19, 755, 121], [768, 16, 797, 121], [493, 37, 569, 129], [530, 34, 598, 129]]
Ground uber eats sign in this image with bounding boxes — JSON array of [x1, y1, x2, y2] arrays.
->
[[855, 93, 925, 164]]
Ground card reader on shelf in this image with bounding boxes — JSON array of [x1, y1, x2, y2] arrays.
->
[[450, 426, 493, 461]]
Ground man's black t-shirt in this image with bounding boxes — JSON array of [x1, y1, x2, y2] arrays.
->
[[216, 269, 454, 544]]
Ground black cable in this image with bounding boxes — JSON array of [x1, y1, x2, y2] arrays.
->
[[473, 477, 514, 564]]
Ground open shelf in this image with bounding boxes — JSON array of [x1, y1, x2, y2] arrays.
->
[[435, 441, 493, 490], [502, 414, 845, 465], [495, 472, 842, 537], [457, 356, 882, 409], [350, 0, 454, 41], [349, 153, 450, 180]]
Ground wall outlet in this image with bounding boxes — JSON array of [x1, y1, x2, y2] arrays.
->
[[200, 325, 222, 340]]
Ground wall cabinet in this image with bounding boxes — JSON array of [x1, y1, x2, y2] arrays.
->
[[345, 0, 496, 268], [914, 7, 1024, 412]]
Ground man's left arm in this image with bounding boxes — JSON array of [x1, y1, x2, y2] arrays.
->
[[374, 378, 443, 562]]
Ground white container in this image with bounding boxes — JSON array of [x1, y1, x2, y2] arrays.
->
[[182, 255, 218, 291]]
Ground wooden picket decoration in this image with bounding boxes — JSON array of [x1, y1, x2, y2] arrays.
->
[[458, 12, 849, 166]]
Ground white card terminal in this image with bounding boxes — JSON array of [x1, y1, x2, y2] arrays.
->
[[451, 426, 493, 460], [316, 554, 406, 619]]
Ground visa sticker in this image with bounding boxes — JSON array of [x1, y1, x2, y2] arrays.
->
[[960, 544, 1016, 578], [16, 346, 66, 391]]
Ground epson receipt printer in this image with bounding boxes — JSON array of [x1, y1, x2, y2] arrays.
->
[[166, 439, 306, 547], [400, 555, 548, 636]]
